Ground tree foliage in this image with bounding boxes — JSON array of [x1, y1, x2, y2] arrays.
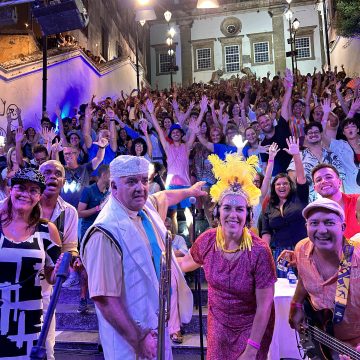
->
[[334, 0, 360, 38]]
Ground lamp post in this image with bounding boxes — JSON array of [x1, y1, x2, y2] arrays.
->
[[164, 11, 175, 89], [292, 18, 300, 76], [284, 6, 295, 74]]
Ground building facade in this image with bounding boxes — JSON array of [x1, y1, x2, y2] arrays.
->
[[149, 0, 326, 89]]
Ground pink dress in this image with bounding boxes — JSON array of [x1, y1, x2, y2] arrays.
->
[[190, 228, 276, 360]]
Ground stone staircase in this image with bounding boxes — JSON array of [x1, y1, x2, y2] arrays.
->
[[55, 279, 208, 358], [55, 219, 210, 358]]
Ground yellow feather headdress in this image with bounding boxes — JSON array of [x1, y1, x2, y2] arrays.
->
[[208, 153, 261, 206]]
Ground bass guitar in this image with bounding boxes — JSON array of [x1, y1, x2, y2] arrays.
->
[[299, 298, 360, 360]]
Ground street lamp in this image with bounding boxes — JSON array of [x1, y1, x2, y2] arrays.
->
[[292, 18, 300, 76], [196, 0, 219, 8], [284, 2, 296, 75]]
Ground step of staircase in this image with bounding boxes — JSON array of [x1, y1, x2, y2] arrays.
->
[[55, 302, 208, 334], [56, 255, 209, 356], [55, 330, 207, 352]]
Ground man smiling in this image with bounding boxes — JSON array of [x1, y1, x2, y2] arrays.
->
[[312, 163, 360, 239], [289, 198, 360, 353], [80, 155, 205, 359]]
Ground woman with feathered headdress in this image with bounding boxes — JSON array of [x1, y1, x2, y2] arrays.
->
[[178, 153, 276, 360]]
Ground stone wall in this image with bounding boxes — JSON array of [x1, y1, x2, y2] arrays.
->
[[0, 34, 39, 63]]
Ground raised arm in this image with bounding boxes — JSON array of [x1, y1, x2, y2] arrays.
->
[[106, 107, 118, 152], [335, 81, 349, 115], [260, 143, 279, 197], [55, 104, 69, 146], [145, 99, 168, 153], [91, 138, 107, 170], [304, 76, 312, 121], [139, 120, 153, 158], [284, 137, 306, 184], [15, 127, 25, 167], [196, 131, 214, 153], [280, 68, 294, 121], [321, 98, 338, 148], [83, 102, 95, 149]]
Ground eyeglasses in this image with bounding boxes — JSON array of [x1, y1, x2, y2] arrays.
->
[[63, 151, 78, 157], [13, 184, 41, 196], [307, 131, 321, 136]]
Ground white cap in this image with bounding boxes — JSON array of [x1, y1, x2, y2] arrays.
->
[[302, 198, 345, 221], [110, 155, 150, 178]]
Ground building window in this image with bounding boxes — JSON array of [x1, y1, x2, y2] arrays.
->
[[253, 42, 269, 63], [225, 45, 240, 72], [159, 53, 173, 74], [196, 48, 211, 70], [295, 37, 311, 59]]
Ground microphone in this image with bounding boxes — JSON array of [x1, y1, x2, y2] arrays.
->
[[189, 197, 197, 205], [56, 252, 72, 280]]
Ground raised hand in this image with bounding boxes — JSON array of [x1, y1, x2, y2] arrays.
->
[[15, 126, 24, 143], [85, 103, 95, 118], [219, 101, 225, 109], [171, 98, 179, 111], [188, 118, 199, 135], [139, 119, 148, 134], [200, 95, 208, 113], [335, 81, 342, 92], [349, 97, 360, 113], [321, 98, 332, 114], [312, 93, 319, 107], [268, 142, 280, 161], [257, 144, 271, 154], [51, 138, 64, 153], [145, 99, 154, 114], [94, 137, 109, 148], [220, 112, 229, 127], [105, 107, 115, 119], [232, 134, 248, 151], [284, 136, 300, 156], [283, 68, 294, 87], [306, 76, 313, 90]]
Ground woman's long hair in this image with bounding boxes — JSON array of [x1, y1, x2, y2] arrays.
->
[[269, 173, 296, 206], [6, 147, 16, 172], [0, 196, 41, 229]]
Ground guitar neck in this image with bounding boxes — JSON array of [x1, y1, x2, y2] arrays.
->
[[308, 325, 360, 359]]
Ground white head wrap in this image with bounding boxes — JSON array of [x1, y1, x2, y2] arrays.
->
[[110, 155, 150, 178]]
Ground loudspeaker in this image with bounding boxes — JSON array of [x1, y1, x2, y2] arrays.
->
[[32, 0, 89, 36]]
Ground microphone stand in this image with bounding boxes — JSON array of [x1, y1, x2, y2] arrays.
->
[[190, 198, 205, 360], [30, 252, 72, 360]]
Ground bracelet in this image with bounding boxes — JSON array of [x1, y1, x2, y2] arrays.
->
[[290, 301, 303, 309], [98, 145, 106, 149], [110, 119, 116, 122], [247, 339, 260, 350], [268, 159, 274, 163]]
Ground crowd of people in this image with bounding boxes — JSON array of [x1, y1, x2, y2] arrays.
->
[[0, 64, 360, 359]]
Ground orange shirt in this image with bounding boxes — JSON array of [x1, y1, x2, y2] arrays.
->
[[295, 238, 360, 347], [342, 193, 360, 239]]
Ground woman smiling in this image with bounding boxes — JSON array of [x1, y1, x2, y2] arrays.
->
[[178, 153, 276, 360], [0, 168, 62, 359]]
